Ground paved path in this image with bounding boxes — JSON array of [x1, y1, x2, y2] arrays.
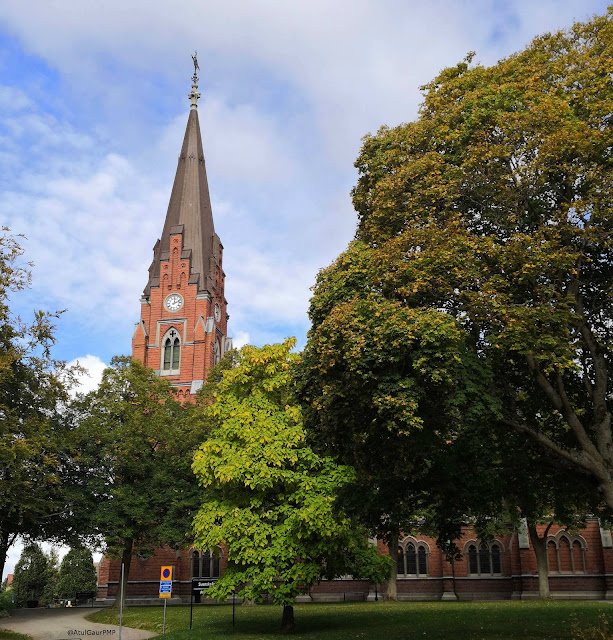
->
[[0, 608, 156, 640]]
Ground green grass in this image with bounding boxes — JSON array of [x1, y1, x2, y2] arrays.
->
[[0, 631, 32, 640], [87, 600, 613, 639]]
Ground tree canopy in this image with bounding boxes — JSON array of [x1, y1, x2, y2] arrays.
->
[[79, 356, 204, 607], [0, 229, 82, 582], [298, 7, 613, 542], [192, 340, 388, 632]]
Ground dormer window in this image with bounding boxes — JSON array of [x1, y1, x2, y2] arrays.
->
[[161, 329, 181, 375]]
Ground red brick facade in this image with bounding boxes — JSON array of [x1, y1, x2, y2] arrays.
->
[[132, 227, 227, 400], [98, 519, 613, 603]]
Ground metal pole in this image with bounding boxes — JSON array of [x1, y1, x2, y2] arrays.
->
[[232, 591, 236, 627], [118, 563, 125, 640], [162, 598, 167, 634], [189, 587, 193, 630]]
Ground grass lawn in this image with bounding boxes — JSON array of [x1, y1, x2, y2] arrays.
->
[[87, 600, 613, 639], [0, 631, 31, 640]]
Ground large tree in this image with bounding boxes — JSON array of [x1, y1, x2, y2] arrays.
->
[[0, 229, 81, 581], [296, 266, 494, 596], [192, 340, 389, 633], [80, 356, 204, 608], [300, 9, 613, 520]]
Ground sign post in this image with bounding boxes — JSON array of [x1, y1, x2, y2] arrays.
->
[[189, 578, 215, 630], [159, 566, 173, 635], [118, 563, 124, 640]]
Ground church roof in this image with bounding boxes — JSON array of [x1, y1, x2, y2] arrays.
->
[[144, 74, 217, 298]]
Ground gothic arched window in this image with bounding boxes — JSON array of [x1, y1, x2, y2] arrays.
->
[[547, 531, 587, 574], [418, 546, 427, 575], [161, 329, 180, 375], [214, 338, 221, 365], [466, 540, 504, 576], [406, 543, 417, 574], [468, 544, 479, 574], [397, 538, 429, 577], [190, 547, 221, 578], [479, 543, 491, 574]]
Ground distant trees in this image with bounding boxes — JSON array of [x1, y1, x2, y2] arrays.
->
[[56, 547, 97, 600], [12, 544, 50, 607]]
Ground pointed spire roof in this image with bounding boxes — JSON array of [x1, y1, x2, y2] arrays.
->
[[144, 59, 218, 298]]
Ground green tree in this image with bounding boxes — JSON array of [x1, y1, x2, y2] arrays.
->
[[0, 229, 81, 582], [12, 543, 49, 607], [42, 548, 60, 605], [80, 356, 204, 608], [301, 8, 613, 533], [56, 547, 97, 600], [192, 340, 389, 633], [296, 243, 496, 596]]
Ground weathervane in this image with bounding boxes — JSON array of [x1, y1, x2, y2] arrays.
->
[[189, 50, 201, 109], [191, 50, 199, 84]]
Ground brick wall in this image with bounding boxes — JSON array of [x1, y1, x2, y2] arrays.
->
[[97, 518, 612, 602]]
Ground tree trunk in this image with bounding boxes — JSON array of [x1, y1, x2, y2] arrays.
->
[[281, 604, 295, 634], [527, 521, 550, 599], [387, 534, 398, 601], [111, 539, 133, 610]]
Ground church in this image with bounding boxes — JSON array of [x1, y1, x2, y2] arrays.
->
[[96, 65, 613, 604]]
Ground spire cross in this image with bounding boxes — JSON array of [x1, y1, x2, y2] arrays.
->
[[189, 50, 201, 110]]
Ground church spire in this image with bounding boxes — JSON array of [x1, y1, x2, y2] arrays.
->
[[143, 53, 219, 298]]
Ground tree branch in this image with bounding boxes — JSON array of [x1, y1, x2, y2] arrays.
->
[[526, 353, 602, 464], [500, 417, 601, 477], [526, 354, 563, 412]]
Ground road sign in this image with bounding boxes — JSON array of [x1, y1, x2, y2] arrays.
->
[[159, 566, 173, 599], [192, 578, 216, 595]]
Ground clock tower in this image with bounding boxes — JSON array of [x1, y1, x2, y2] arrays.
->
[[132, 61, 231, 399]]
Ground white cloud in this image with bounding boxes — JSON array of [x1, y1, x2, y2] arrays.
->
[[231, 331, 250, 350], [0, 0, 608, 359], [0, 86, 32, 111], [67, 354, 107, 395]]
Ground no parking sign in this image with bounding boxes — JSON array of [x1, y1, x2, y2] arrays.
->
[[159, 566, 173, 598]]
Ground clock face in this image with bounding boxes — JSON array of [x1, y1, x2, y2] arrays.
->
[[214, 303, 221, 322], [164, 293, 184, 313]]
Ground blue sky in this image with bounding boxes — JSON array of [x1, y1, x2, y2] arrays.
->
[[0, 0, 610, 577]]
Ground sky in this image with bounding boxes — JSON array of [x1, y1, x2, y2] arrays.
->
[[0, 0, 609, 579]]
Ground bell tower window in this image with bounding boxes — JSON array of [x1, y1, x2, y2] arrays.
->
[[161, 329, 181, 375]]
